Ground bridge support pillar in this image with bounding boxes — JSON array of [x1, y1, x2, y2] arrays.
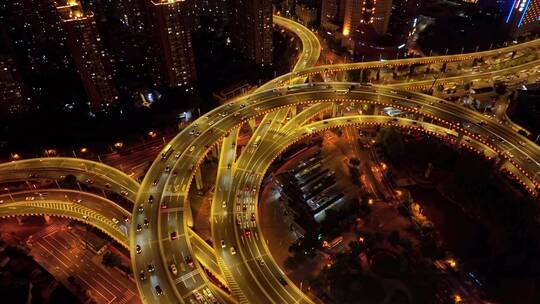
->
[[248, 119, 257, 133], [332, 103, 339, 117], [212, 144, 221, 162], [495, 156, 507, 171], [185, 204, 194, 227], [290, 105, 297, 118], [455, 133, 464, 146], [373, 105, 382, 115], [195, 169, 204, 191]]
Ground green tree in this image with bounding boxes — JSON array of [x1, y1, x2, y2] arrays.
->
[[349, 157, 361, 167], [377, 127, 405, 163], [388, 230, 401, 247], [102, 252, 122, 268], [494, 82, 507, 95], [284, 256, 300, 270]]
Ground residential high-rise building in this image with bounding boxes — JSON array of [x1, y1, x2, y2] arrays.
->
[[227, 0, 273, 66], [0, 55, 29, 116], [505, 0, 540, 36], [321, 0, 340, 24], [372, 0, 393, 35], [321, 0, 347, 31], [199, 0, 228, 18], [0, 30, 30, 116], [56, 0, 118, 109], [1, 0, 69, 76], [147, 0, 197, 90], [342, 0, 393, 37], [295, 4, 318, 25], [342, 0, 363, 37]]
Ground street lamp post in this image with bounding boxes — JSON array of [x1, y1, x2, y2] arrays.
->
[[4, 188, 13, 201]]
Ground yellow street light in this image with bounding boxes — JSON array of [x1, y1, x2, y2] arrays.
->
[[80, 147, 88, 153], [447, 258, 457, 269], [114, 142, 124, 148], [368, 198, 374, 205]]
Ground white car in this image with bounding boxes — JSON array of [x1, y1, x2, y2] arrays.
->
[[170, 264, 178, 276], [230, 246, 237, 255]]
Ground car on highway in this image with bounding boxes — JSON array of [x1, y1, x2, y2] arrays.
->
[[194, 291, 204, 302], [144, 218, 149, 227], [139, 271, 146, 281], [138, 204, 144, 213], [222, 201, 227, 208], [82, 215, 88, 220], [136, 245, 141, 254], [244, 229, 252, 237], [185, 255, 194, 268], [85, 178, 94, 184], [123, 216, 129, 223], [25, 196, 35, 201], [189, 145, 196, 152], [120, 190, 129, 196], [155, 285, 163, 296], [170, 231, 177, 240], [175, 152, 181, 158], [148, 264, 155, 273], [148, 195, 154, 203], [230, 246, 237, 255], [136, 224, 142, 232], [203, 288, 217, 303], [165, 166, 170, 172], [519, 141, 526, 146], [279, 277, 288, 286], [170, 264, 178, 276], [152, 179, 158, 186], [161, 202, 168, 209], [220, 240, 226, 248]]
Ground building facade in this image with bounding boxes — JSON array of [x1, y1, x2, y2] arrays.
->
[[147, 0, 197, 90], [227, 0, 273, 66], [0, 53, 29, 116], [56, 0, 118, 109], [505, 0, 540, 36], [342, 0, 394, 37]]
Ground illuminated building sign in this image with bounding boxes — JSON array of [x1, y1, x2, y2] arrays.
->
[[506, 0, 540, 28]]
